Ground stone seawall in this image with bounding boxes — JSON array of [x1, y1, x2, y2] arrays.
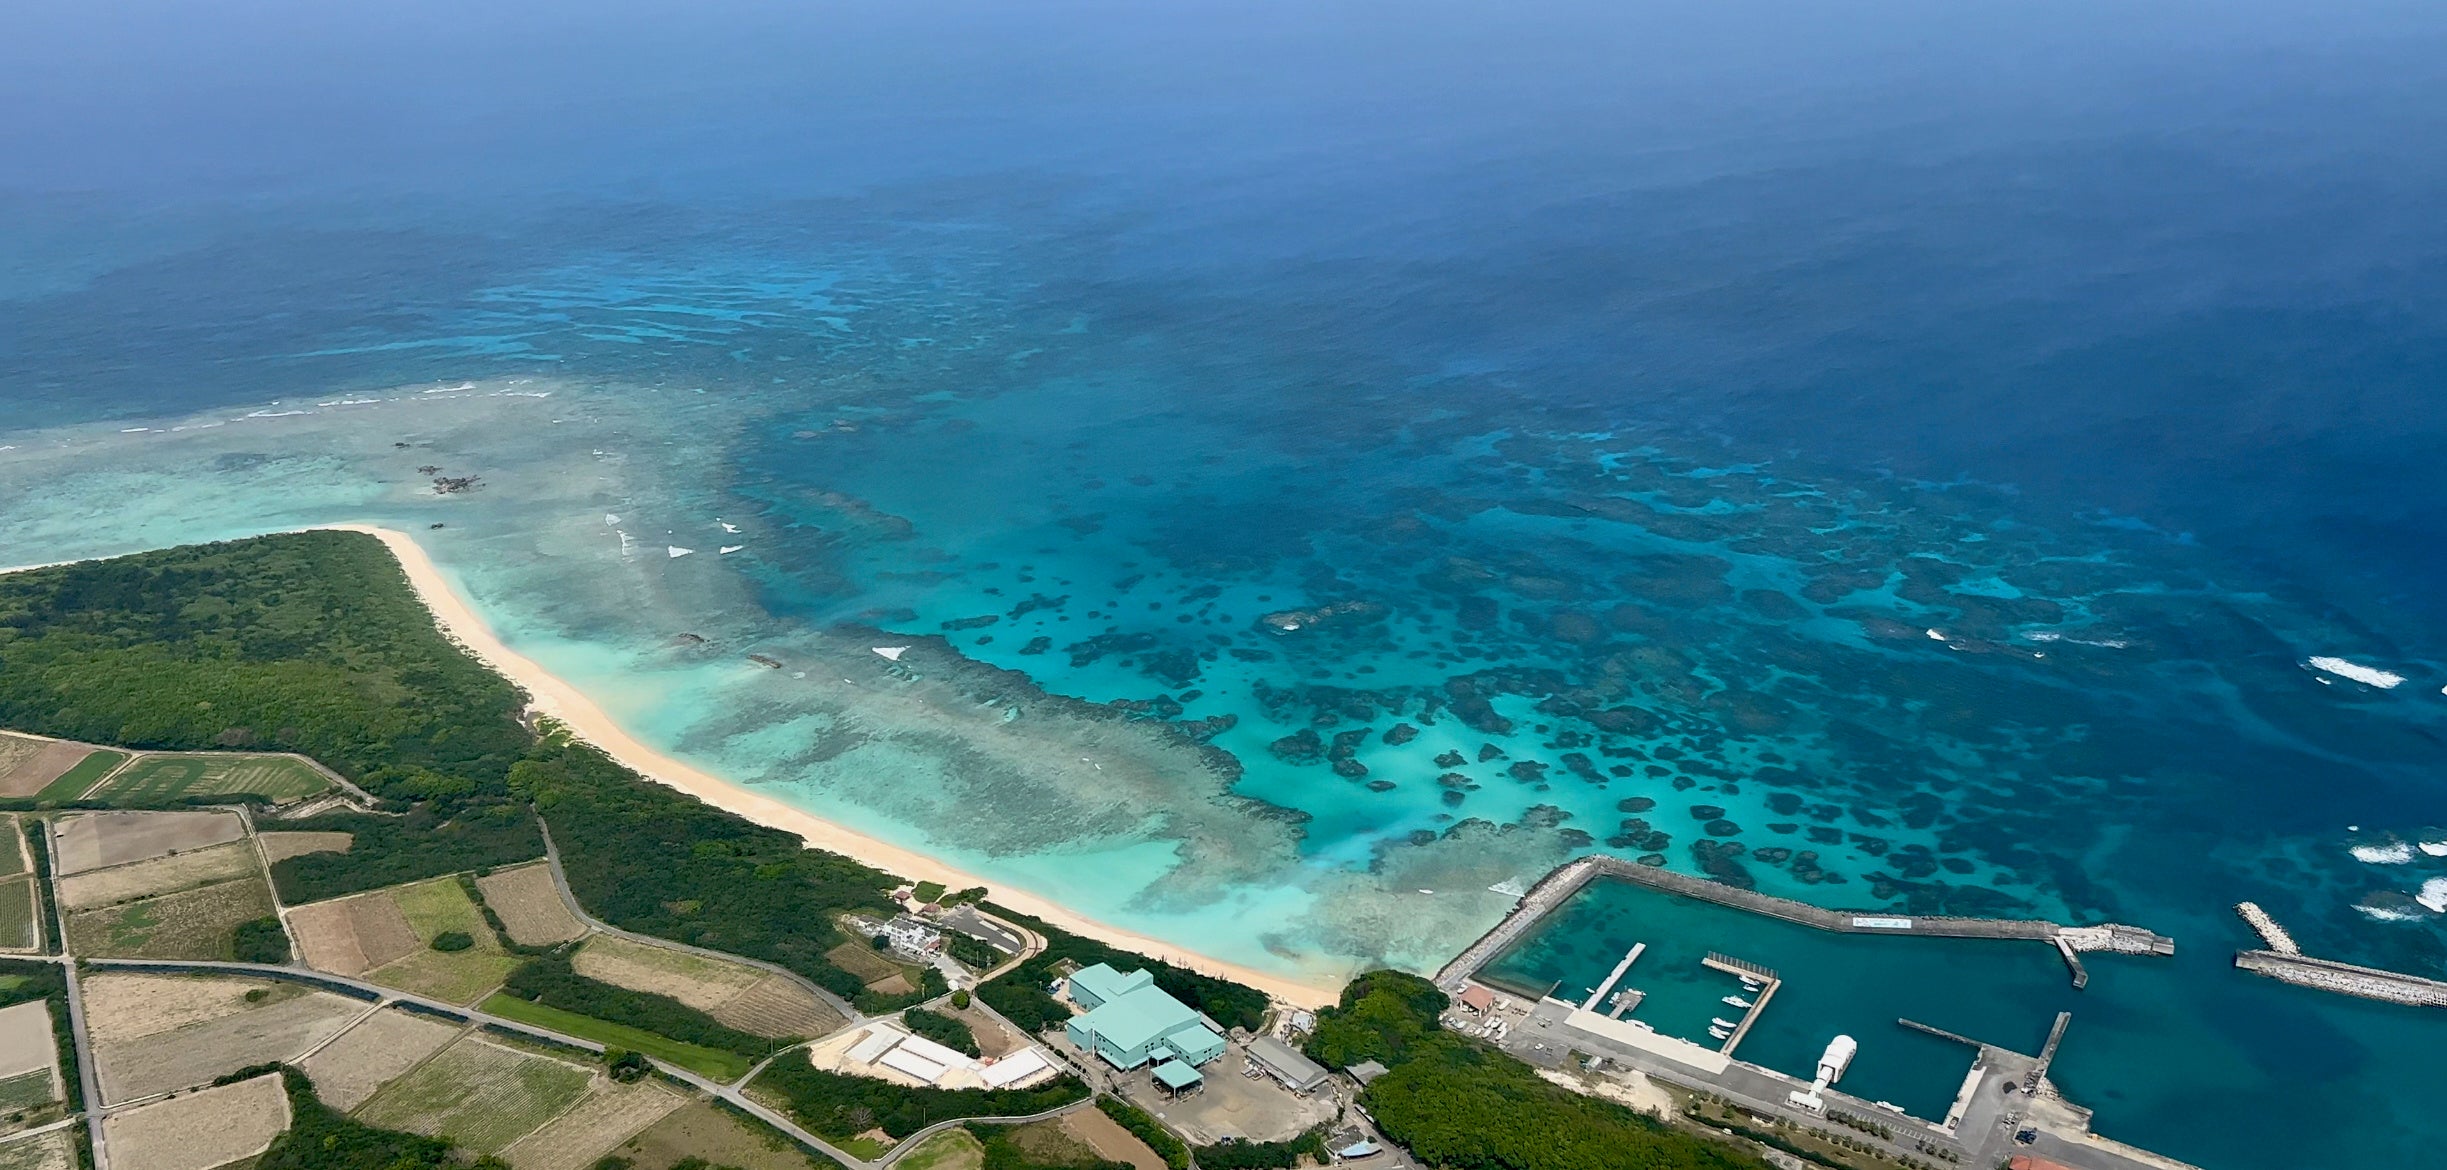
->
[[1437, 854, 2176, 988], [2235, 950, 2447, 1008]]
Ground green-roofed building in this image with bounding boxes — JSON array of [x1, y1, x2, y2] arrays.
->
[[1153, 1059, 1203, 1095], [1064, 965, 1228, 1071]]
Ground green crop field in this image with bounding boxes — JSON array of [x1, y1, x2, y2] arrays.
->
[[0, 879, 35, 952], [32, 750, 127, 802], [356, 1035, 592, 1154], [84, 752, 332, 806], [0, 1069, 53, 1113], [478, 992, 753, 1081]]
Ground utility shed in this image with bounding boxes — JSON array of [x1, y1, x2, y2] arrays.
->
[[1154, 1059, 1204, 1094], [1067, 978, 1228, 1070], [1246, 1035, 1331, 1093], [1068, 962, 1156, 1009]]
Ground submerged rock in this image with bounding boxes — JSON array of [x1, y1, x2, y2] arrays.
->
[[1435, 750, 1467, 768], [1268, 729, 1325, 765], [1383, 722, 1420, 746]]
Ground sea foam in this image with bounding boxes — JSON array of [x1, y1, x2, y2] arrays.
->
[[2306, 656, 2406, 689]]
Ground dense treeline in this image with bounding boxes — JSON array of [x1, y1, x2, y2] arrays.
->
[[752, 1058, 1088, 1141], [0, 533, 529, 800], [270, 805, 543, 903], [1319, 972, 1766, 1170], [902, 1007, 982, 1057], [502, 948, 787, 1057], [1302, 969, 1448, 1069], [1094, 1097, 1190, 1170], [977, 904, 1268, 1034], [1192, 1129, 1326, 1170], [251, 1065, 502, 1170], [512, 733, 934, 1011]]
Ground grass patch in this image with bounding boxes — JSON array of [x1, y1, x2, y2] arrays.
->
[[0, 1068, 55, 1112], [33, 750, 125, 802], [478, 992, 751, 1081], [900, 1129, 987, 1170], [64, 875, 276, 959], [0, 819, 24, 879], [751, 1057, 1088, 1142], [87, 753, 331, 805]]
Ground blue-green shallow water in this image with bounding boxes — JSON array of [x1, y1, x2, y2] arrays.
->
[[1486, 877, 2447, 1167], [5, 2, 2447, 1165]]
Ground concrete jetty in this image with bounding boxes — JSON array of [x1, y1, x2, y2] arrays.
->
[[1702, 952, 1779, 1056], [1438, 854, 2176, 989], [1581, 943, 1645, 1012], [2235, 950, 2447, 1007], [2233, 901, 2300, 955]]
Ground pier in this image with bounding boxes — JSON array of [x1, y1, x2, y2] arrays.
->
[[1580, 942, 1645, 1012], [1701, 952, 1779, 1056], [1439, 854, 2176, 991]]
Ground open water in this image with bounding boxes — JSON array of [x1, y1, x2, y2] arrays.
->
[[4, 2, 2447, 1165]]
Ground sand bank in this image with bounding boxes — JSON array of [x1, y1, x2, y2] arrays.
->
[[320, 524, 1338, 1008]]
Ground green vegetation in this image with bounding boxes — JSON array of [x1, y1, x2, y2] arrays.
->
[[978, 904, 1266, 1035], [255, 1065, 507, 1170], [0, 878, 36, 952], [967, 1122, 1128, 1170], [269, 805, 542, 904], [20, 835, 53, 956], [357, 1037, 592, 1154], [912, 882, 948, 905], [1094, 1097, 1188, 1170], [231, 915, 292, 963], [84, 752, 332, 805], [897, 1129, 986, 1170], [0, 1068, 53, 1112], [1303, 968, 1449, 1069], [500, 949, 781, 1061], [366, 877, 522, 1003], [1191, 1130, 1326, 1170], [0, 534, 532, 799], [751, 1057, 1088, 1142], [513, 733, 936, 1012], [480, 993, 752, 1081], [603, 1047, 652, 1083], [1326, 972, 1767, 1170], [31, 750, 124, 803], [901, 1007, 981, 1058], [944, 934, 1001, 971], [433, 930, 477, 952]]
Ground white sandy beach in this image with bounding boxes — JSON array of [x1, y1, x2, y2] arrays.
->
[[319, 524, 1339, 1008]]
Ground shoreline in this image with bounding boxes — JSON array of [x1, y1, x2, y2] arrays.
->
[[317, 523, 1340, 1009]]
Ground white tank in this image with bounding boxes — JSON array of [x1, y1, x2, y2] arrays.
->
[[1817, 1035, 1858, 1085]]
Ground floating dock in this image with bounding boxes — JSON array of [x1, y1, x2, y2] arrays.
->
[[1702, 952, 1780, 1057], [1438, 854, 2176, 990]]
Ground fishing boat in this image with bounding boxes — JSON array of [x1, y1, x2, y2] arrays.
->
[[1711, 1016, 1740, 1030], [1722, 994, 1753, 1008]]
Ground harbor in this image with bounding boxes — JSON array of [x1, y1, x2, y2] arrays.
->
[[2228, 901, 2447, 1008]]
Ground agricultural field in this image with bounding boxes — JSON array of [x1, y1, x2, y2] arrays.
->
[[299, 1006, 465, 1111], [824, 939, 922, 996], [475, 862, 586, 946], [0, 1128, 73, 1170], [0, 818, 24, 878], [294, 875, 519, 1003], [598, 1099, 834, 1170], [367, 877, 522, 1003], [51, 810, 243, 874], [63, 871, 278, 960], [101, 1070, 291, 1170], [0, 1000, 61, 1135], [1060, 1105, 1167, 1170], [477, 994, 753, 1082], [0, 880, 36, 954], [575, 933, 841, 1040], [287, 887, 424, 976], [899, 1128, 987, 1170], [354, 1034, 593, 1154], [257, 829, 353, 864], [57, 839, 261, 911], [5, 743, 122, 802], [84, 752, 333, 806], [498, 1073, 686, 1170], [83, 971, 365, 1104]]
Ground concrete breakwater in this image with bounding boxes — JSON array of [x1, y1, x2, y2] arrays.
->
[[2233, 902, 2300, 955], [1438, 853, 2176, 988], [2234, 951, 2447, 1008]]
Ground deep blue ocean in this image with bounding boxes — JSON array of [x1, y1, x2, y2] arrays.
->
[[5, 2, 2447, 1165]]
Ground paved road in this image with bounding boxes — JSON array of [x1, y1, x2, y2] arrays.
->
[[535, 820, 867, 1028]]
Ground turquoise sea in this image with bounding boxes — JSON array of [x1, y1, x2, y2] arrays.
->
[[5, 2, 2447, 1165]]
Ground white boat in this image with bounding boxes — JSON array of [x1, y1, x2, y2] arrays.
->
[[1874, 1101, 1906, 1114], [1817, 1035, 1858, 1086], [1708, 1026, 1731, 1040], [1711, 1017, 1740, 1030], [1722, 995, 1753, 1008]]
